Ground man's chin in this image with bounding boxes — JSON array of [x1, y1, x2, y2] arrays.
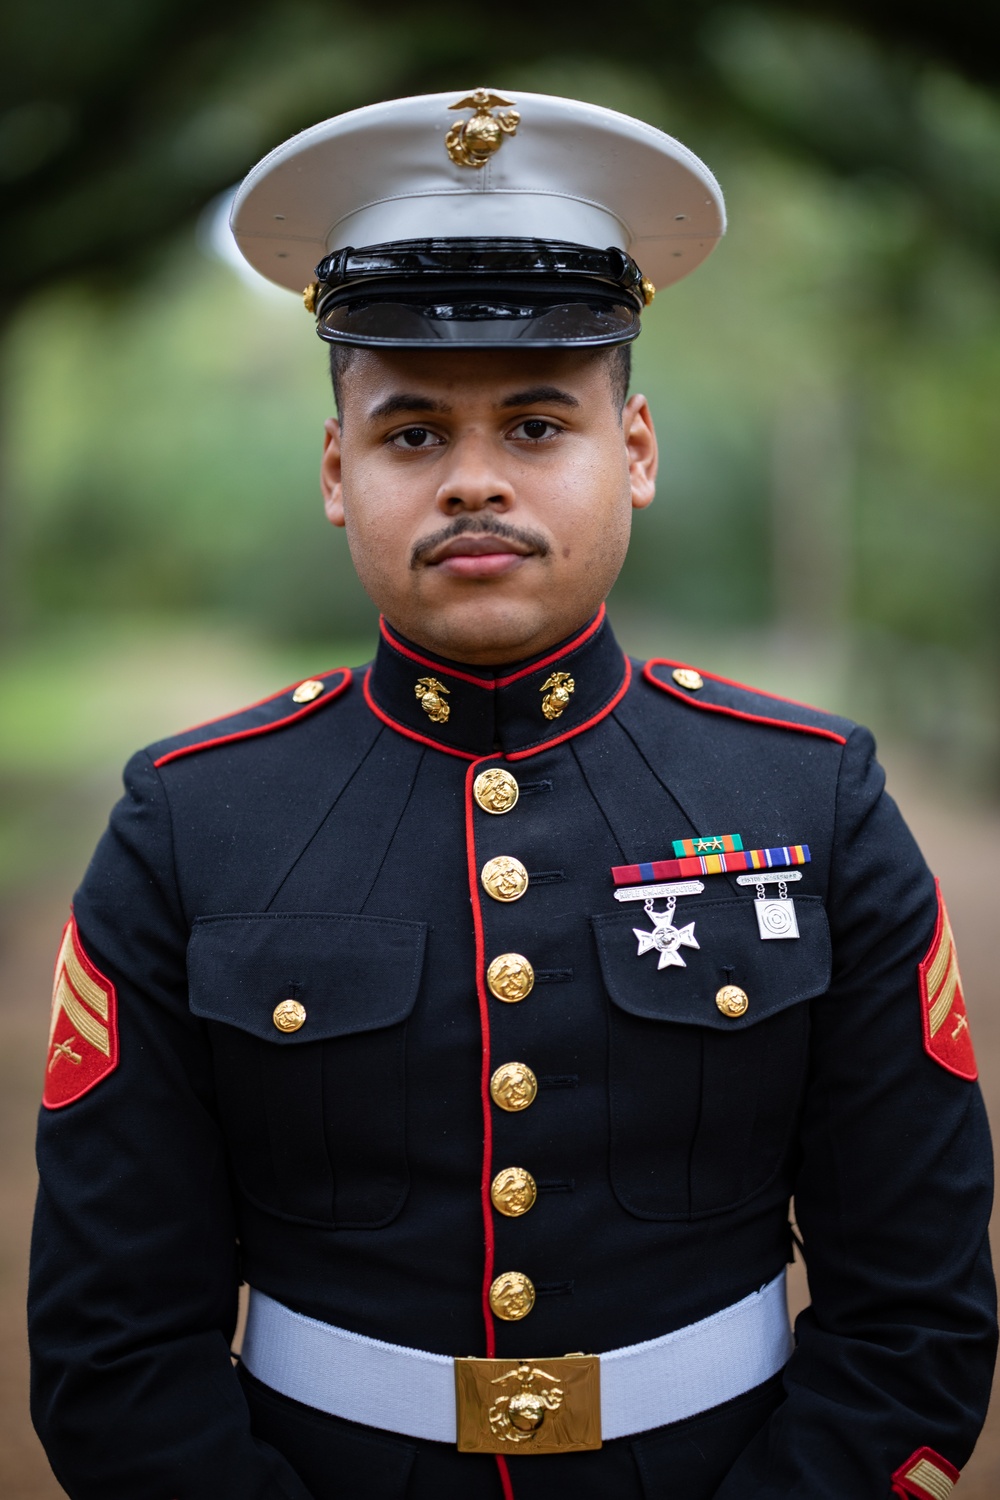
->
[[398, 591, 561, 666]]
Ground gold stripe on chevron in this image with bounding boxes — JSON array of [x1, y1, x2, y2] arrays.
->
[[904, 1456, 956, 1500], [54, 973, 110, 1057], [924, 910, 953, 998], [928, 954, 960, 1038], [61, 931, 110, 1020]]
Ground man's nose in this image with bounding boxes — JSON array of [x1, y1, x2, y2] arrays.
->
[[434, 433, 514, 515]]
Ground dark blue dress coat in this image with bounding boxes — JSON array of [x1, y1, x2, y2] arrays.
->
[[29, 610, 996, 1500]]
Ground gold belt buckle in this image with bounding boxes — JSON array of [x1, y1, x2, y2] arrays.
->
[[454, 1353, 601, 1454]]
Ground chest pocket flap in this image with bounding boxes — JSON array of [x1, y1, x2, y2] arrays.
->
[[187, 912, 426, 1229], [591, 895, 830, 1220], [591, 894, 830, 1028], [187, 912, 426, 1042]]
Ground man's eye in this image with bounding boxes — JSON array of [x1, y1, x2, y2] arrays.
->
[[511, 418, 559, 441], [391, 427, 441, 449]]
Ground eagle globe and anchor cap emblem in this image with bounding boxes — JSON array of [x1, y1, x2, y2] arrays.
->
[[445, 89, 520, 168]]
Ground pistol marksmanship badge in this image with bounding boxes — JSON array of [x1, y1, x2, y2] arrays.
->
[[489, 1363, 565, 1444], [540, 671, 574, 720], [633, 895, 700, 969], [415, 676, 451, 723], [446, 89, 520, 169]]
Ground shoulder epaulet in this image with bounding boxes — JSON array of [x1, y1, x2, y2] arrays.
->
[[642, 658, 852, 746], [149, 666, 353, 768]]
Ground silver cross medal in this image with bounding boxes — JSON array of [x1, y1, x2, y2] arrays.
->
[[614, 880, 704, 969]]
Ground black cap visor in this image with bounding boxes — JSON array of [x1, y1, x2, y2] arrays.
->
[[316, 279, 641, 348]]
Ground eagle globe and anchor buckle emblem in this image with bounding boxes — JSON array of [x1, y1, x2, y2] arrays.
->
[[455, 1352, 601, 1453], [445, 89, 520, 168]]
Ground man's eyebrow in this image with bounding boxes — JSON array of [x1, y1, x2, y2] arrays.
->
[[368, 393, 453, 421], [498, 386, 581, 410]]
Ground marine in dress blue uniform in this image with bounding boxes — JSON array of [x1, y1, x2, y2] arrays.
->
[[29, 89, 995, 1500]]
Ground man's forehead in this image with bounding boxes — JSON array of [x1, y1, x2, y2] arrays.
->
[[347, 346, 607, 411]]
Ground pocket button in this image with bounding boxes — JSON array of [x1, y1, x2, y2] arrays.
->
[[715, 985, 749, 1018]]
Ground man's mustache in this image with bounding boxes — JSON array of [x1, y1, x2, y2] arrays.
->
[[410, 516, 552, 569]]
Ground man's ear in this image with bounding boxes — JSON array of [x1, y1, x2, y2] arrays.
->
[[623, 394, 657, 511], [321, 417, 345, 527]]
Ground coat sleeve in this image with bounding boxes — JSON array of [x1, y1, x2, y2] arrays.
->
[[28, 751, 315, 1500], [713, 726, 996, 1499]]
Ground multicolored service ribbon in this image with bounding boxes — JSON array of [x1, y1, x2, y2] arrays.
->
[[612, 844, 810, 887], [671, 834, 744, 857]]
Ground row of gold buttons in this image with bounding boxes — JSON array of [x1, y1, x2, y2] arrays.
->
[[474, 767, 542, 1322]]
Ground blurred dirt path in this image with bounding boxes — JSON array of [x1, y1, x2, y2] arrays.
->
[[1, 753, 998, 1497]]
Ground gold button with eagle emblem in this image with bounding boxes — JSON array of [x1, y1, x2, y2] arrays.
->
[[491, 1167, 537, 1217], [273, 999, 307, 1032], [487, 954, 535, 1003], [481, 855, 529, 902], [715, 985, 749, 1018], [291, 679, 324, 704], [473, 768, 519, 815], [489, 1271, 535, 1322], [672, 667, 704, 691], [490, 1061, 538, 1112]]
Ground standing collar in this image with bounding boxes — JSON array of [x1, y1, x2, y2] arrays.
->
[[364, 604, 630, 760]]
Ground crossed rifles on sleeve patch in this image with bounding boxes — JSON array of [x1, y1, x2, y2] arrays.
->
[[919, 881, 977, 1082], [43, 917, 119, 1109]]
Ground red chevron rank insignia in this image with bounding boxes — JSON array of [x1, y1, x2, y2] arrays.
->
[[43, 917, 119, 1109], [891, 1446, 959, 1498], [918, 882, 976, 1081]]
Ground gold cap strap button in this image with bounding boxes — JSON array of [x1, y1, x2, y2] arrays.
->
[[490, 1061, 538, 1111], [487, 954, 535, 1003], [716, 984, 749, 1018], [473, 768, 519, 815], [481, 855, 529, 902], [489, 1271, 535, 1321], [291, 679, 324, 704], [273, 998, 307, 1032], [491, 1167, 537, 1217]]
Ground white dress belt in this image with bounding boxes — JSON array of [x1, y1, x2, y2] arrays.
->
[[240, 1271, 792, 1444]]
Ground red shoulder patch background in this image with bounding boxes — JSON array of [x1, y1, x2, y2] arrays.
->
[[918, 881, 976, 1081], [43, 917, 119, 1109], [891, 1445, 959, 1498]]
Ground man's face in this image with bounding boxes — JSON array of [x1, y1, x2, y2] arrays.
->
[[320, 345, 657, 664]]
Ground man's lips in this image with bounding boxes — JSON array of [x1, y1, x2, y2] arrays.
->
[[424, 534, 535, 579]]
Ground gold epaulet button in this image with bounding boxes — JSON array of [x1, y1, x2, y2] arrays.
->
[[292, 679, 325, 704], [672, 667, 704, 691]]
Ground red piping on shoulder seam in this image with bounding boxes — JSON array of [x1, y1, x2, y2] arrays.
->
[[379, 604, 606, 690], [153, 668, 352, 767], [643, 660, 847, 745], [363, 671, 478, 760]]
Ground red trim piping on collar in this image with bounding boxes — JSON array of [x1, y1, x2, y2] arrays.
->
[[643, 660, 847, 746], [363, 671, 478, 760], [379, 604, 606, 691], [364, 655, 630, 761], [153, 668, 352, 768], [464, 757, 498, 1360]]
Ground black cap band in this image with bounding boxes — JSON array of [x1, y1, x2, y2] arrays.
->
[[311, 238, 646, 348]]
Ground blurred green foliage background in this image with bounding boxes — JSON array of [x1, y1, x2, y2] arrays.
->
[[2, 0, 1000, 896]]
